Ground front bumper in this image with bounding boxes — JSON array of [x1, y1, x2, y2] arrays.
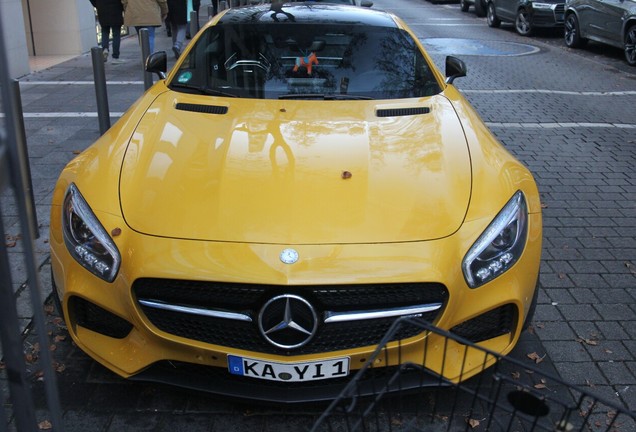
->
[[531, 4, 565, 28], [50, 210, 541, 401]]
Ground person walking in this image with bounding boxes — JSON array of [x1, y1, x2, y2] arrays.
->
[[90, 0, 124, 63], [166, 0, 188, 59], [122, 0, 168, 54]]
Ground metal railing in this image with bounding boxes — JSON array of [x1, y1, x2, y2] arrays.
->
[[0, 11, 64, 432]]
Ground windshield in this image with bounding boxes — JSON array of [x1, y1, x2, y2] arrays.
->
[[170, 22, 441, 100]]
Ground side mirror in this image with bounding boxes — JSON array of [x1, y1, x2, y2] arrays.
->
[[145, 51, 168, 79], [361, 0, 373, 6], [445, 56, 467, 84]]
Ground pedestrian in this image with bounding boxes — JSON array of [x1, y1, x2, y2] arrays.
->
[[166, 0, 188, 59], [122, 0, 169, 54], [90, 0, 125, 63]]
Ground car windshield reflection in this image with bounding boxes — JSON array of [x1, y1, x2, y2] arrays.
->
[[169, 23, 441, 100]]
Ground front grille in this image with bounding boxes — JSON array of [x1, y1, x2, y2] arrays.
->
[[133, 279, 448, 355], [450, 304, 517, 343]]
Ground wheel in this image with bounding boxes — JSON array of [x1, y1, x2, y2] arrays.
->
[[460, 0, 470, 12], [474, 0, 486, 17], [625, 24, 636, 66], [564, 13, 586, 48], [487, 2, 500, 28], [515, 8, 533, 36]]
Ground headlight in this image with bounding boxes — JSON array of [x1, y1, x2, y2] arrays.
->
[[62, 183, 120, 282], [462, 191, 528, 288], [532, 2, 554, 9]]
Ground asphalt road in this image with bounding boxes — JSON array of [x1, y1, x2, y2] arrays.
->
[[2, 0, 635, 430]]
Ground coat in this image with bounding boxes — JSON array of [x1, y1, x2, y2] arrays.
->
[[90, 0, 124, 26], [122, 0, 168, 27], [167, 0, 188, 26]]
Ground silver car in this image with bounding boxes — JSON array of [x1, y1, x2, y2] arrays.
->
[[564, 0, 636, 65]]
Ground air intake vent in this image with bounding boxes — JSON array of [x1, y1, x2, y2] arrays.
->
[[376, 107, 430, 117], [175, 103, 228, 115]]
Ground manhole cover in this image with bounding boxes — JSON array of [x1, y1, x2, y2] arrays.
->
[[422, 38, 540, 56]]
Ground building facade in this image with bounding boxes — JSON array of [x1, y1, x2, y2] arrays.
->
[[1, 0, 96, 78]]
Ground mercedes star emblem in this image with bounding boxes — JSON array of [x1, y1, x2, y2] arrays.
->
[[258, 294, 318, 349], [279, 248, 299, 264]]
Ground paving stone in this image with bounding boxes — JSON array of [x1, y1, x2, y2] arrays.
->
[[557, 305, 602, 321], [598, 362, 636, 385], [543, 341, 592, 362]]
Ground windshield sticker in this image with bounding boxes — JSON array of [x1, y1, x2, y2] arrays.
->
[[177, 71, 193, 83]]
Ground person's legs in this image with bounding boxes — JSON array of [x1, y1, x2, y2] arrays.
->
[[147, 26, 156, 53], [111, 26, 121, 59], [172, 24, 186, 59], [136, 26, 156, 53], [101, 25, 111, 61]]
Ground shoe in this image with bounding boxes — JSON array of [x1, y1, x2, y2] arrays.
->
[[111, 58, 126, 64], [172, 46, 181, 60], [102, 49, 109, 62]]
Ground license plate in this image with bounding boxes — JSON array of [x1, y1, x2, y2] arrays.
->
[[228, 355, 349, 382]]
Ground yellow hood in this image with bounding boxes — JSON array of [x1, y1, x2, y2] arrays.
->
[[119, 93, 471, 244]]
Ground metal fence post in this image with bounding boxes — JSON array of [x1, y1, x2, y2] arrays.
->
[[91, 47, 111, 135], [7, 80, 38, 233], [139, 28, 153, 90], [0, 10, 64, 432]]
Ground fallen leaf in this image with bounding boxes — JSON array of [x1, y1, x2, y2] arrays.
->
[[43, 305, 55, 315], [541, 203, 548, 209], [38, 420, 52, 430], [604, 349, 613, 354], [49, 344, 57, 351], [72, 150, 81, 155], [527, 352, 546, 364], [578, 338, 598, 346], [391, 417, 402, 426], [54, 335, 67, 342], [534, 383, 547, 389], [466, 418, 480, 428], [511, 371, 521, 380]]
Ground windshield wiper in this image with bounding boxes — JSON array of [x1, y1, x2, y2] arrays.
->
[[169, 83, 237, 98], [278, 93, 373, 100]]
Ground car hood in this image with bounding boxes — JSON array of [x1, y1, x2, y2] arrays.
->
[[119, 93, 471, 244]]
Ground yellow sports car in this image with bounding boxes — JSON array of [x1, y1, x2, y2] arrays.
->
[[50, 3, 542, 402]]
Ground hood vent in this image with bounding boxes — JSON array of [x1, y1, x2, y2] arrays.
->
[[175, 103, 228, 115], [376, 107, 430, 118]]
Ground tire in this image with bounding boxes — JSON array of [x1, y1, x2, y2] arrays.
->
[[460, 0, 470, 12], [625, 24, 636, 66], [487, 2, 500, 28], [50, 268, 65, 320], [515, 8, 533, 36], [564, 13, 586, 48], [475, 0, 486, 17], [523, 282, 540, 330]]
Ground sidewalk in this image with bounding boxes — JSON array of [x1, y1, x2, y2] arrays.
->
[[2, 23, 199, 337]]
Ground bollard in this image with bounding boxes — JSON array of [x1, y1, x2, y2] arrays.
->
[[139, 28, 153, 90], [90, 47, 111, 135], [7, 81, 38, 232], [208, 4, 214, 20], [220, 1, 228, 10], [190, 10, 198, 38]]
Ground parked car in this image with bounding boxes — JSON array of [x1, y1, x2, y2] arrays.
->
[[50, 3, 542, 402], [460, 0, 487, 17], [486, 0, 565, 36], [564, 0, 636, 66]]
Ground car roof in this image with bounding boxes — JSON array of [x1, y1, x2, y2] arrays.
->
[[216, 3, 397, 28]]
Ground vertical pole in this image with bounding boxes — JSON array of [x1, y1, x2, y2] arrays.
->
[[208, 4, 214, 20], [91, 47, 111, 135], [7, 81, 38, 234], [0, 11, 64, 432], [190, 10, 198, 38], [139, 28, 153, 90], [220, 1, 228, 11]]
